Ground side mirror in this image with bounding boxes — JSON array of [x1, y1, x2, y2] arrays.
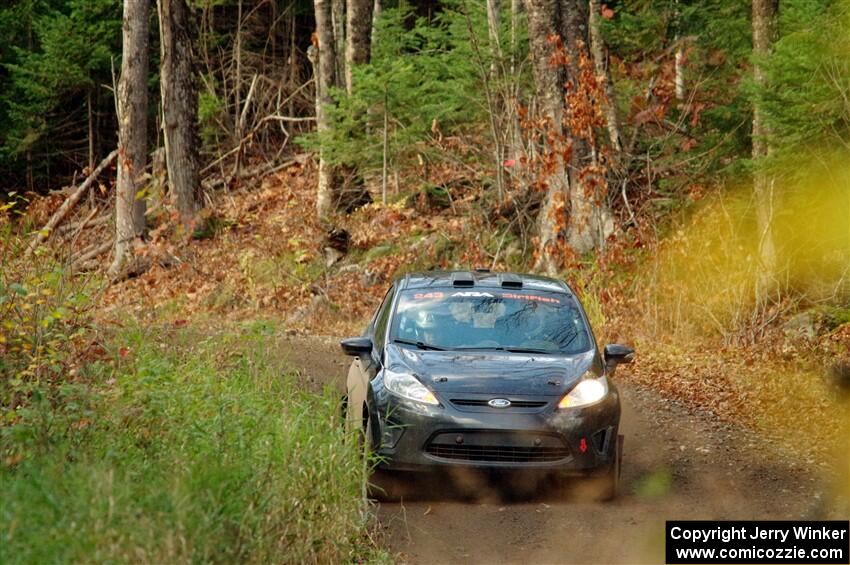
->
[[604, 343, 635, 370], [340, 336, 373, 356]]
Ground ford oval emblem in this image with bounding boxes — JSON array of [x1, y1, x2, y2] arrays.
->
[[488, 398, 511, 408]]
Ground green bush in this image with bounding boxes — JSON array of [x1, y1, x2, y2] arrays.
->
[[1, 224, 96, 431], [1, 325, 383, 564]]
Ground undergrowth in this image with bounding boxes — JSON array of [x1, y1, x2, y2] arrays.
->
[[0, 324, 386, 564]]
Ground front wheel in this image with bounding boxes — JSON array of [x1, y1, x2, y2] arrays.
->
[[594, 434, 622, 501], [368, 468, 407, 501]]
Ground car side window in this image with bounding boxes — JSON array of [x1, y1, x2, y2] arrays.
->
[[372, 285, 396, 351]]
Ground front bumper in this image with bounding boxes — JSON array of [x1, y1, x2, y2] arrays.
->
[[371, 385, 620, 473]]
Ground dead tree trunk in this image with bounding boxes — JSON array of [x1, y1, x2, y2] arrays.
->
[[158, 0, 201, 228], [314, 0, 341, 219], [110, 0, 150, 276], [752, 0, 779, 300], [345, 0, 374, 94]]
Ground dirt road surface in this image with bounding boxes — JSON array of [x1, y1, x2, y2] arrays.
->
[[281, 334, 842, 564]]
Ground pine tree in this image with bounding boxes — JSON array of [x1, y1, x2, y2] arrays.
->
[[1, 0, 120, 190]]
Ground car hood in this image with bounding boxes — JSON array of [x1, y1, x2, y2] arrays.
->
[[385, 344, 599, 396]]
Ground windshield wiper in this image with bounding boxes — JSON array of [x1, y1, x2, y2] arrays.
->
[[393, 338, 446, 351], [453, 346, 554, 354], [503, 347, 554, 354]]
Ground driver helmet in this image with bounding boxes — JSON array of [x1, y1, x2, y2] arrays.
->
[[415, 310, 439, 329]]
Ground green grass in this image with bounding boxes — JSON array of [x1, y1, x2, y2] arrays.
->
[[1, 324, 387, 564]]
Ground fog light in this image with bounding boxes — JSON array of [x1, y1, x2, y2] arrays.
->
[[380, 424, 404, 449]]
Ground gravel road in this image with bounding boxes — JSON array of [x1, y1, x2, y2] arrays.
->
[[280, 333, 843, 564]]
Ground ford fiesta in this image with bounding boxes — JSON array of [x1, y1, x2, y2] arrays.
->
[[340, 270, 634, 499]]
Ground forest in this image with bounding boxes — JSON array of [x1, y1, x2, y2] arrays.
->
[[0, 0, 848, 562]]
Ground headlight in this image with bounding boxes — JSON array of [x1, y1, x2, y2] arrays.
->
[[558, 375, 608, 408], [383, 369, 439, 406]]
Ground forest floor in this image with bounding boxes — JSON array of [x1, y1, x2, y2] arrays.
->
[[275, 333, 838, 564]]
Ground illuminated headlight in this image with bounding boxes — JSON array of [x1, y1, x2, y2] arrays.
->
[[383, 369, 439, 406], [558, 375, 608, 408]]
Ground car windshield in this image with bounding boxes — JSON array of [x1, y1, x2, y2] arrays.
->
[[389, 288, 591, 354]]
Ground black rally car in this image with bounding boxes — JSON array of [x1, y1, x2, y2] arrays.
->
[[340, 270, 634, 499]]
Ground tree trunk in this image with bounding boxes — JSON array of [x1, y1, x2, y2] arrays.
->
[[508, 0, 524, 164], [332, 0, 346, 89], [345, 0, 374, 94], [314, 0, 341, 219], [158, 0, 201, 228], [561, 0, 611, 254], [525, 0, 567, 274], [486, 0, 503, 67], [372, 0, 381, 49], [110, 0, 150, 276], [588, 0, 621, 152], [752, 0, 779, 299], [674, 40, 686, 101], [526, 0, 611, 261]]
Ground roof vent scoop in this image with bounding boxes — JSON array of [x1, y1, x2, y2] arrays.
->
[[499, 274, 523, 289], [451, 272, 475, 287]]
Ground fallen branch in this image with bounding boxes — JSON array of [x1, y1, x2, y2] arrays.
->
[[67, 206, 100, 251], [57, 213, 111, 235], [25, 149, 118, 258], [71, 239, 113, 271], [202, 154, 307, 191]]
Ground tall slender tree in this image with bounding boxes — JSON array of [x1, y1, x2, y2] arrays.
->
[[752, 0, 779, 299], [314, 0, 341, 218], [332, 0, 346, 89], [110, 0, 150, 276], [345, 0, 374, 94], [486, 0, 503, 67], [158, 0, 201, 228], [588, 0, 621, 152]]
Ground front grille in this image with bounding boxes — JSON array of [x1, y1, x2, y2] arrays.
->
[[424, 431, 569, 463], [425, 444, 569, 462], [450, 399, 548, 409]]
